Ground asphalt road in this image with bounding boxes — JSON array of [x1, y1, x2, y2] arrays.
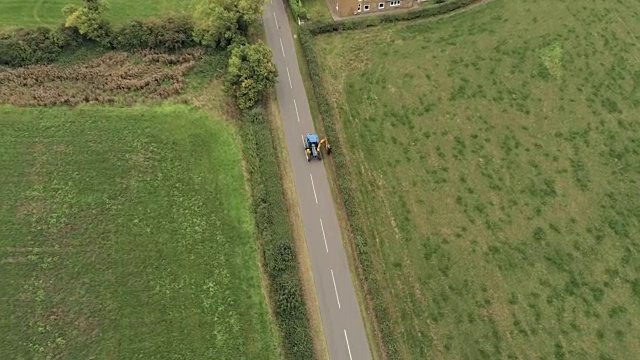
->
[[262, 2, 373, 360]]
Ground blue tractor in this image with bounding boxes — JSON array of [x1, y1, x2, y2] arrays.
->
[[304, 133, 321, 161], [304, 133, 331, 162]]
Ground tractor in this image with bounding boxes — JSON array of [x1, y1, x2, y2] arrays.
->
[[304, 133, 331, 161]]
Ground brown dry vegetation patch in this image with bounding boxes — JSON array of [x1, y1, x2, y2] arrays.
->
[[0, 48, 204, 106], [15, 200, 45, 218]]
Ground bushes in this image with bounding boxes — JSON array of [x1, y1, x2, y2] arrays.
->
[[110, 20, 150, 51], [143, 16, 196, 51], [192, 0, 264, 48], [0, 16, 199, 67], [240, 108, 315, 360], [1, 0, 280, 68], [89, 13, 197, 52], [289, 0, 308, 21], [63, 2, 113, 46], [111, 16, 197, 52], [226, 42, 277, 110], [0, 27, 70, 67], [308, 0, 479, 34]]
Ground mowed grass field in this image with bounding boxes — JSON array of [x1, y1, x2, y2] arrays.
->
[[0, 105, 279, 359], [0, 0, 191, 28], [302, 0, 333, 23], [314, 0, 640, 358]]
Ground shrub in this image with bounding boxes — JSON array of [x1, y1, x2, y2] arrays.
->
[[226, 42, 277, 110], [112, 16, 197, 52], [145, 16, 196, 51], [289, 0, 308, 20], [192, 0, 263, 48], [0, 27, 66, 67], [63, 1, 113, 46], [0, 15, 201, 68], [110, 20, 151, 51], [55, 24, 85, 48], [240, 107, 315, 359]]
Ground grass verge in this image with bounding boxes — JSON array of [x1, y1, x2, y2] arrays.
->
[[0, 104, 280, 359], [301, 0, 332, 23]]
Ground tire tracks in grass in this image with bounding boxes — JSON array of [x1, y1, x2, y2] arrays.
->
[[32, 0, 46, 25]]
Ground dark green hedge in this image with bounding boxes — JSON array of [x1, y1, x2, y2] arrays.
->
[[298, 26, 400, 358], [0, 26, 83, 67], [240, 108, 315, 360], [0, 15, 198, 67], [110, 15, 197, 52], [308, 0, 478, 35], [287, 0, 308, 21]]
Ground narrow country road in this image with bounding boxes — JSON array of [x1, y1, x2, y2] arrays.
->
[[262, 1, 373, 359]]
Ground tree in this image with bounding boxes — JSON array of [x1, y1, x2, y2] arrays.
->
[[193, 0, 264, 47], [63, 0, 112, 46], [226, 42, 277, 110]]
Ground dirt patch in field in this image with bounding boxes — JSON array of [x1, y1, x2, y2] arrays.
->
[[16, 200, 45, 218], [0, 49, 204, 106]]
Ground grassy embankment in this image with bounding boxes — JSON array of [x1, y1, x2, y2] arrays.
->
[[308, 0, 640, 358]]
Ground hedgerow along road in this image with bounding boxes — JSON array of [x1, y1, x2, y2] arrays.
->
[[262, 1, 374, 359]]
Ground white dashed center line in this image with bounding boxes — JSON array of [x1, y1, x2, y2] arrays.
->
[[330, 269, 341, 309], [286, 66, 293, 89], [309, 173, 318, 204], [294, 99, 300, 122], [344, 329, 353, 360], [320, 218, 328, 252], [279, 37, 285, 57]]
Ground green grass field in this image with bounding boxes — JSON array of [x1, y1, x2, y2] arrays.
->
[[302, 0, 332, 23], [313, 0, 640, 358], [0, 0, 191, 28], [0, 105, 279, 359]]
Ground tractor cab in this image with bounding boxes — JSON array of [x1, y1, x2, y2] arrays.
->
[[304, 133, 321, 161]]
